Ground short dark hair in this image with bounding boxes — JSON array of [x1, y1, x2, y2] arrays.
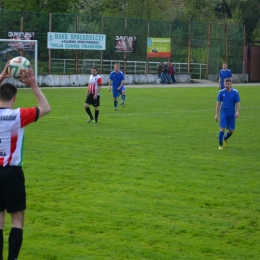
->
[[92, 67, 98, 71], [224, 78, 232, 83], [0, 83, 17, 102]]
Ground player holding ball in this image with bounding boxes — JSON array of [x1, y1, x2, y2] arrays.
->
[[0, 60, 51, 259]]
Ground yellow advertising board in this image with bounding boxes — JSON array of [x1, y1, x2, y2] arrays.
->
[[147, 37, 171, 58]]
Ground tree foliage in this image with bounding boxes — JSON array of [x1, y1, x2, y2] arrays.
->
[[69, 0, 102, 15], [2, 0, 71, 13], [252, 19, 260, 42], [1, 0, 259, 42], [223, 0, 260, 42], [100, 0, 170, 20]]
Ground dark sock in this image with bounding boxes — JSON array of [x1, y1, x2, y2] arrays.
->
[[224, 132, 233, 140], [85, 107, 93, 119], [8, 228, 23, 260], [0, 230, 3, 260], [122, 95, 125, 101], [95, 110, 99, 121], [219, 131, 224, 145], [114, 101, 118, 108]]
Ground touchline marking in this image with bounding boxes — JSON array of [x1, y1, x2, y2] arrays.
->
[[46, 107, 259, 119]]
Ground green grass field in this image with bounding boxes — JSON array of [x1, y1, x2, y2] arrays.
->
[[3, 85, 259, 260]]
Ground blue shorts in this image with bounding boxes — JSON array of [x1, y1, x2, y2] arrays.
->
[[220, 113, 235, 130], [112, 85, 126, 98]]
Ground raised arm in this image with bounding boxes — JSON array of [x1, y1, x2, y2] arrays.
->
[[0, 61, 10, 84], [20, 68, 51, 118]]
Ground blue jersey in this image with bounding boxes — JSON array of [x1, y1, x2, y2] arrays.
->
[[217, 88, 240, 116], [109, 70, 125, 89], [219, 69, 232, 89]]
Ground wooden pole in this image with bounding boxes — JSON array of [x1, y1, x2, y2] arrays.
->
[[188, 22, 191, 74], [168, 21, 171, 63], [206, 23, 211, 78], [48, 13, 52, 75], [123, 17, 127, 74], [20, 12, 24, 57], [146, 20, 150, 74], [225, 24, 228, 63], [75, 15, 78, 74], [100, 16, 104, 74]]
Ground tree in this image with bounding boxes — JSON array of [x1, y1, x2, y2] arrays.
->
[[101, 0, 170, 20], [177, 0, 217, 22], [252, 19, 260, 42], [69, 0, 103, 15], [2, 0, 72, 13], [228, 0, 260, 42]]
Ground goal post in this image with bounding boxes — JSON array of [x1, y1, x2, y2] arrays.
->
[[0, 39, 38, 80]]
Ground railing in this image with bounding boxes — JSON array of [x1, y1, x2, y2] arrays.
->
[[51, 58, 207, 79]]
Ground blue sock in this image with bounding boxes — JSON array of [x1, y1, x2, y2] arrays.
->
[[219, 131, 224, 145], [224, 132, 233, 140], [122, 95, 125, 102], [114, 101, 118, 108]]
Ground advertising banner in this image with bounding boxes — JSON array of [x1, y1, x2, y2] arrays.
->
[[115, 36, 136, 52], [147, 37, 171, 58], [8, 32, 35, 50], [47, 32, 106, 50]]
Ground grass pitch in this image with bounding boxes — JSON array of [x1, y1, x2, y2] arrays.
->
[[3, 85, 259, 260]]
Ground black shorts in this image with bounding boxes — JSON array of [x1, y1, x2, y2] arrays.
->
[[0, 166, 26, 213], [85, 94, 100, 107]]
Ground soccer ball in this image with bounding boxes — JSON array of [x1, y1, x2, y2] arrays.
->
[[8, 56, 31, 80]]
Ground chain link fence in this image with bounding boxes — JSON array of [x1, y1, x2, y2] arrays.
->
[[0, 10, 244, 77]]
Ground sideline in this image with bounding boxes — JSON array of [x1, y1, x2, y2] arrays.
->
[[18, 79, 260, 89]]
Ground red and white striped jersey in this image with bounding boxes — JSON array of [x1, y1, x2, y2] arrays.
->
[[0, 107, 38, 167], [88, 75, 102, 95]]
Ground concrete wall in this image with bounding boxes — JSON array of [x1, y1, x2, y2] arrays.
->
[[208, 73, 248, 83], [5, 73, 191, 87]]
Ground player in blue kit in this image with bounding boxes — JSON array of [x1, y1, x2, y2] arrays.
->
[[215, 78, 240, 149], [218, 61, 232, 90], [108, 63, 126, 110]]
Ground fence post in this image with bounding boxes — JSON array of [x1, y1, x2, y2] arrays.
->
[[75, 14, 79, 74], [48, 13, 52, 75], [100, 16, 104, 74], [146, 20, 150, 74], [188, 22, 191, 74], [225, 24, 228, 64], [124, 17, 127, 74], [206, 22, 211, 78], [20, 12, 24, 57]]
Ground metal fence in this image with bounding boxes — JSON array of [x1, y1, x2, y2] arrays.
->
[[51, 58, 207, 78], [0, 10, 245, 77]]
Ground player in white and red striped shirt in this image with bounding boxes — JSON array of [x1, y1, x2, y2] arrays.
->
[[0, 61, 51, 260], [84, 67, 102, 123]]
